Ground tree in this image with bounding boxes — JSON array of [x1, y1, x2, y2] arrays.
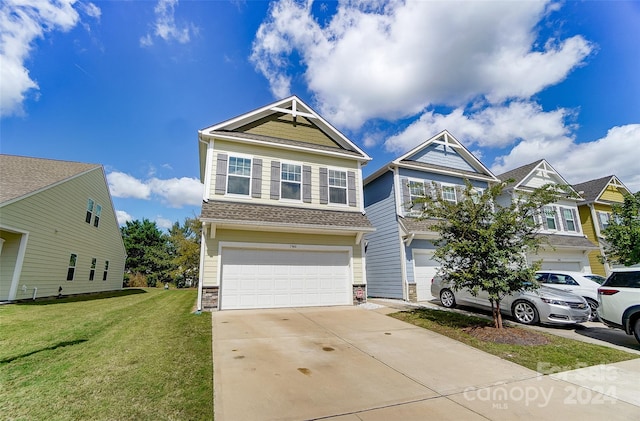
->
[[121, 219, 173, 287], [602, 191, 640, 266], [167, 217, 201, 288], [417, 180, 564, 329]]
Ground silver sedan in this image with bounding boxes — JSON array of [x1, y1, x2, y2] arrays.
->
[[431, 275, 591, 325]]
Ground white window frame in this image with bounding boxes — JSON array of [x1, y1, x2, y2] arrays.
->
[[441, 184, 457, 203], [408, 179, 427, 215], [543, 206, 558, 231], [226, 155, 252, 197], [67, 253, 77, 281], [598, 211, 611, 230], [562, 208, 577, 232], [328, 168, 348, 205], [86, 199, 94, 224], [94, 204, 102, 227], [280, 161, 302, 202]]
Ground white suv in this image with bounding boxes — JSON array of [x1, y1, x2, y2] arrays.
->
[[597, 268, 640, 344]]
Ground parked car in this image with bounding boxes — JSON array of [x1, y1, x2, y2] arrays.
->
[[431, 275, 591, 326], [597, 268, 640, 344], [535, 271, 602, 321]]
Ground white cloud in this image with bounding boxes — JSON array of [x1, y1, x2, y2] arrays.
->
[[107, 171, 203, 208], [107, 171, 151, 199], [148, 177, 203, 208], [140, 0, 196, 47], [79, 2, 101, 20], [384, 101, 575, 153], [251, 0, 593, 129], [115, 210, 133, 225], [0, 0, 91, 117], [155, 216, 173, 230], [491, 124, 640, 192]]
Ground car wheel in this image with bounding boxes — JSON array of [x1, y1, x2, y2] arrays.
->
[[585, 298, 598, 322], [440, 289, 456, 308], [633, 318, 640, 345], [512, 300, 539, 325]]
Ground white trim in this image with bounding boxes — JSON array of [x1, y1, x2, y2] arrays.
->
[[279, 160, 304, 202], [203, 140, 214, 200], [226, 153, 253, 197], [396, 162, 497, 182], [327, 167, 348, 206], [391, 167, 403, 215], [440, 182, 457, 203], [197, 223, 206, 312], [398, 231, 409, 301], [0, 225, 29, 301], [357, 162, 365, 213]]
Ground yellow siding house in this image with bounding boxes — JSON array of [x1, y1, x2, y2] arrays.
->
[[0, 155, 126, 301], [572, 175, 631, 276], [197, 96, 374, 311]]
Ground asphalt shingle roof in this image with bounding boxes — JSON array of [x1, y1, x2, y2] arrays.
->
[[200, 200, 374, 231], [537, 234, 598, 249], [496, 160, 544, 185], [398, 217, 440, 234], [572, 176, 613, 203], [0, 154, 100, 204]]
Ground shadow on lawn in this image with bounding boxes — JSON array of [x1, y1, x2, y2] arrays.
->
[[16, 288, 147, 306], [0, 339, 88, 364]]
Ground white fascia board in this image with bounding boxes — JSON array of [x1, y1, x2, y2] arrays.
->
[[363, 162, 394, 185], [396, 162, 498, 183]]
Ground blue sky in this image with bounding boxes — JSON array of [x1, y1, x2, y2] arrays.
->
[[1, 0, 638, 230]]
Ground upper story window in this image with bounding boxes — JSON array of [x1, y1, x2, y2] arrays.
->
[[67, 254, 77, 281], [441, 185, 456, 203], [328, 170, 347, 204], [281, 163, 301, 200], [543, 206, 557, 230], [103, 261, 109, 281], [86, 199, 94, 223], [598, 212, 611, 230], [94, 205, 102, 227], [562, 208, 576, 231], [227, 156, 252, 195]]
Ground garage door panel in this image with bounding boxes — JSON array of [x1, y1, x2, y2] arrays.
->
[[220, 247, 351, 310], [414, 252, 439, 302]]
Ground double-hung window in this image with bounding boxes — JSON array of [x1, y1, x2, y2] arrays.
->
[[89, 258, 97, 281], [227, 156, 252, 195], [67, 254, 77, 281], [94, 205, 102, 227], [442, 185, 456, 203], [328, 170, 347, 204], [598, 212, 611, 230], [408, 180, 426, 214], [86, 199, 94, 223], [281, 163, 302, 200], [562, 209, 576, 231], [103, 261, 109, 281], [544, 206, 557, 230]]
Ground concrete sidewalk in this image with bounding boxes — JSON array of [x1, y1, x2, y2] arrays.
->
[[212, 304, 640, 420]]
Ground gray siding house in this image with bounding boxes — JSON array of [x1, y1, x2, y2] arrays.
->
[[363, 130, 499, 301]]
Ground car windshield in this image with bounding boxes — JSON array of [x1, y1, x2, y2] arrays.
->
[[584, 275, 606, 284]]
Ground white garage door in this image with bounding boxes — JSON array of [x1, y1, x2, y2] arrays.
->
[[540, 261, 582, 271], [414, 252, 439, 302], [220, 247, 351, 310]]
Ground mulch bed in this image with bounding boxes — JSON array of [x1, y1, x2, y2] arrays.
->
[[462, 325, 551, 345]]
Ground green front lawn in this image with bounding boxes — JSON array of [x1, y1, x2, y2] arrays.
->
[[391, 308, 638, 372], [0, 289, 213, 421]]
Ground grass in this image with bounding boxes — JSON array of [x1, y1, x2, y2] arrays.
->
[[391, 308, 638, 372], [0, 288, 213, 421]]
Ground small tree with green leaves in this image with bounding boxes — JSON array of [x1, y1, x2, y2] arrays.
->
[[602, 191, 640, 267], [416, 180, 565, 329], [167, 217, 201, 288]]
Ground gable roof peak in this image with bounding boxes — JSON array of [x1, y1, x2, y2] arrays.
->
[[572, 174, 630, 203]]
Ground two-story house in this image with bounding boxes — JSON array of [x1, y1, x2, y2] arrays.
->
[[0, 155, 125, 301], [363, 130, 499, 302], [496, 159, 598, 272], [196, 96, 374, 311], [572, 175, 632, 276]]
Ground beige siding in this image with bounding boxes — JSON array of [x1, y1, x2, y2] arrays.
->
[[201, 229, 364, 287], [209, 140, 362, 208], [0, 168, 126, 300], [238, 113, 339, 149]]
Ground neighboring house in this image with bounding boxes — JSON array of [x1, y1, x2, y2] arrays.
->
[[363, 130, 499, 302], [572, 175, 632, 276], [196, 96, 374, 311], [0, 155, 126, 301], [496, 159, 598, 272]]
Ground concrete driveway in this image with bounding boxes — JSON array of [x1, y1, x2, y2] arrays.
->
[[212, 305, 640, 421]]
